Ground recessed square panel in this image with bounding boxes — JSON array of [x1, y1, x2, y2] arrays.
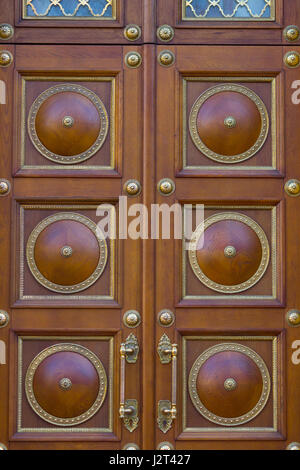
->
[[16, 335, 114, 434], [17, 76, 117, 173], [181, 334, 282, 437], [14, 203, 116, 304], [23, 0, 116, 20], [182, 0, 275, 21], [181, 204, 282, 305], [181, 77, 280, 175]]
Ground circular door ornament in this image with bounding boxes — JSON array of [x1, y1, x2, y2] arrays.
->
[[189, 84, 269, 164], [26, 212, 107, 294], [25, 343, 107, 426], [188, 212, 270, 294], [28, 84, 109, 164], [188, 343, 271, 426]]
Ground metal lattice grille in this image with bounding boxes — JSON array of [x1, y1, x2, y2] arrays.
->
[[183, 0, 275, 20], [23, 0, 115, 19]]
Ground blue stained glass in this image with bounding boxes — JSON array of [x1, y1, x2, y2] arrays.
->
[[184, 0, 274, 20], [24, 0, 114, 19]]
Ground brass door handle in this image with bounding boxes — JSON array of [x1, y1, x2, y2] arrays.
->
[[119, 338, 139, 432], [157, 344, 178, 433]]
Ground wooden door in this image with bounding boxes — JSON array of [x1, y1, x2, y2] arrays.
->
[[0, 0, 300, 451], [155, 41, 300, 451]]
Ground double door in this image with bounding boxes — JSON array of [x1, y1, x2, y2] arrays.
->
[[0, 0, 299, 450]]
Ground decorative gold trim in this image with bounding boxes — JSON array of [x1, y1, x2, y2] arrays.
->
[[18, 336, 113, 433], [188, 342, 271, 426], [25, 343, 107, 427], [157, 400, 173, 433], [189, 84, 269, 164], [23, 0, 116, 20], [158, 334, 172, 364], [188, 212, 270, 294], [27, 84, 109, 164], [26, 212, 108, 294], [182, 0, 276, 21]]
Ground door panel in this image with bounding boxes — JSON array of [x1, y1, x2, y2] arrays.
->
[[0, 0, 145, 44], [0, 43, 144, 449], [155, 44, 299, 449], [156, 0, 300, 45]]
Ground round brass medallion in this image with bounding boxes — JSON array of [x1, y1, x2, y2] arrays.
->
[[25, 343, 107, 426], [124, 24, 141, 41], [157, 25, 174, 42], [28, 84, 108, 164], [188, 343, 271, 426], [26, 213, 107, 294], [188, 212, 270, 294], [189, 84, 269, 164], [0, 50, 12, 67], [0, 24, 14, 40]]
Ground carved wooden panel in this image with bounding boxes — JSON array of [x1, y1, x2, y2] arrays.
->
[[179, 334, 284, 439], [13, 335, 115, 436], [13, 202, 117, 306], [180, 77, 282, 176], [180, 204, 283, 306], [15, 76, 118, 175]]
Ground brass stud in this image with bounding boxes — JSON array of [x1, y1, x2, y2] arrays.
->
[[158, 310, 175, 327], [62, 116, 74, 128], [158, 50, 175, 67], [0, 24, 14, 40], [157, 442, 174, 450], [285, 179, 300, 197], [224, 116, 237, 128], [0, 310, 9, 328], [284, 26, 300, 42], [157, 178, 175, 196], [286, 310, 300, 327], [125, 52, 142, 68], [59, 377, 72, 391], [123, 443, 140, 450], [124, 179, 141, 197], [0, 180, 10, 195], [224, 378, 237, 391], [284, 51, 300, 68], [224, 245, 237, 258], [124, 24, 141, 41], [286, 442, 300, 450], [0, 443, 7, 450], [60, 246, 73, 258], [123, 310, 141, 328], [0, 50, 12, 67], [157, 25, 174, 42]]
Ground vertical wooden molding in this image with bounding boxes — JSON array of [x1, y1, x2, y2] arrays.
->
[[0, 81, 6, 104], [142, 45, 156, 450], [0, 341, 5, 365]]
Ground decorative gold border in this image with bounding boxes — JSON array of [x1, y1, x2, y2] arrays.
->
[[182, 77, 277, 171], [28, 84, 108, 164], [26, 212, 107, 294], [22, 0, 117, 20], [188, 212, 270, 294], [18, 336, 114, 433], [189, 84, 269, 164], [182, 336, 278, 433], [25, 343, 107, 426], [19, 204, 115, 301], [188, 342, 271, 426], [182, 0, 276, 21], [20, 76, 116, 171], [182, 205, 277, 301]]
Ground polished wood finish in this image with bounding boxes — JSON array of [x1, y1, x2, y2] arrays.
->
[[0, 1, 299, 451]]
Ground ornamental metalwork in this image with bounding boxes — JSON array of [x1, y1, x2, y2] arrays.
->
[[183, 0, 275, 21], [24, 0, 115, 19]]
